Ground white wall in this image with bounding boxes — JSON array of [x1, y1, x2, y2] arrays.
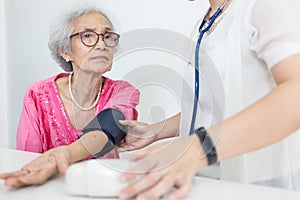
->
[[3, 0, 207, 148], [0, 0, 8, 148]]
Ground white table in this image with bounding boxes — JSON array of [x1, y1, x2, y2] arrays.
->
[[0, 148, 299, 200]]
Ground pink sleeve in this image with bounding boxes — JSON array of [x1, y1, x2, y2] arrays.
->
[[16, 89, 43, 153], [102, 81, 140, 120]]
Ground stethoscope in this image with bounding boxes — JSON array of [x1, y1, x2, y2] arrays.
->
[[189, 0, 229, 135]]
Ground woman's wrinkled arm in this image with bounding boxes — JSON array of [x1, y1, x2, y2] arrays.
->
[[0, 130, 108, 187]]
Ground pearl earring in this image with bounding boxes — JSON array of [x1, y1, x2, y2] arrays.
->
[[66, 58, 70, 62]]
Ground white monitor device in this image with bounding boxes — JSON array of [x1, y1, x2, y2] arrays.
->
[[65, 159, 132, 197]]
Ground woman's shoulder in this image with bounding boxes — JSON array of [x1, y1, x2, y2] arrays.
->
[[101, 77, 140, 106], [104, 77, 138, 91], [25, 73, 67, 97]]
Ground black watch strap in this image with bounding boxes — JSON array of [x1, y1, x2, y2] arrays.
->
[[194, 127, 218, 165]]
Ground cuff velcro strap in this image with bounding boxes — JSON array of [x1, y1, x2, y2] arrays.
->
[[194, 127, 218, 165], [81, 108, 127, 145]]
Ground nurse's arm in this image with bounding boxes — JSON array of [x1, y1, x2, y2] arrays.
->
[[211, 53, 300, 161], [118, 54, 300, 200], [118, 113, 181, 151]]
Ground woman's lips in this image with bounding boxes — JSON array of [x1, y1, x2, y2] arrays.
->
[[90, 55, 109, 61]]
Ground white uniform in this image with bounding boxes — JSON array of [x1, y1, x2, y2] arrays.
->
[[180, 0, 300, 190]]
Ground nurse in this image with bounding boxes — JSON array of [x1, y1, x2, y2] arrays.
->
[[118, 0, 300, 199]]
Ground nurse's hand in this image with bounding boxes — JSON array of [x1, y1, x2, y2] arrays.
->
[[118, 135, 207, 200], [117, 120, 162, 152], [0, 146, 72, 187]]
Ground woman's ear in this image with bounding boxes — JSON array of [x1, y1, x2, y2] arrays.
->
[[60, 50, 72, 63]]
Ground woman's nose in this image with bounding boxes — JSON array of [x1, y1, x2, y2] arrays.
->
[[94, 37, 106, 50]]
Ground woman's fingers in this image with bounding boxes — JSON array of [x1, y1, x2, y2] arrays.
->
[[18, 168, 56, 186], [4, 177, 25, 187], [5, 157, 58, 187], [3, 169, 44, 187], [0, 169, 29, 179], [0, 169, 31, 186], [1, 149, 68, 187]]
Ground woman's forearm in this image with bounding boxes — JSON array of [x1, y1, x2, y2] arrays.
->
[[68, 131, 108, 163]]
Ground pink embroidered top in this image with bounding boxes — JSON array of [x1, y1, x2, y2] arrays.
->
[[16, 73, 140, 158]]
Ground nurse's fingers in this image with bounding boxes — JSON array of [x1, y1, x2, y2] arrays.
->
[[119, 120, 136, 128], [168, 182, 192, 200], [123, 148, 151, 161], [135, 175, 176, 200], [119, 157, 157, 183], [119, 120, 148, 134], [119, 142, 157, 162], [119, 171, 165, 199]]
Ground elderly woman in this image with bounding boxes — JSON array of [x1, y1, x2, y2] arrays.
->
[[0, 5, 139, 186], [16, 6, 139, 157]]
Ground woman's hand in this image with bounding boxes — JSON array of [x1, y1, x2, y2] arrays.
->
[[117, 120, 163, 152], [0, 146, 72, 187], [118, 135, 207, 200]]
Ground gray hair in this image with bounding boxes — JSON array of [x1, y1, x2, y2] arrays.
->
[[48, 5, 113, 72]]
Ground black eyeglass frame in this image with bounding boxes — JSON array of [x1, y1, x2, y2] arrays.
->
[[70, 30, 120, 47]]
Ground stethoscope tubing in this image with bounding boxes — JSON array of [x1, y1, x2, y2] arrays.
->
[[189, 0, 229, 135]]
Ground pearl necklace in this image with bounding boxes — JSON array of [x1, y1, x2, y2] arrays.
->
[[68, 72, 102, 111]]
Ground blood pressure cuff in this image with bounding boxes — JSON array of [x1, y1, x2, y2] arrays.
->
[[80, 108, 127, 157]]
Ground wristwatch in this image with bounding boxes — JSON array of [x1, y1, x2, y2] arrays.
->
[[194, 127, 218, 165]]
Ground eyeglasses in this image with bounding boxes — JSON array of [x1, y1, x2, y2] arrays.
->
[[70, 30, 120, 47]]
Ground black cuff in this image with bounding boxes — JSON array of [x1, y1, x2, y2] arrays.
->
[[194, 127, 218, 165], [93, 140, 115, 158], [81, 108, 127, 145]]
